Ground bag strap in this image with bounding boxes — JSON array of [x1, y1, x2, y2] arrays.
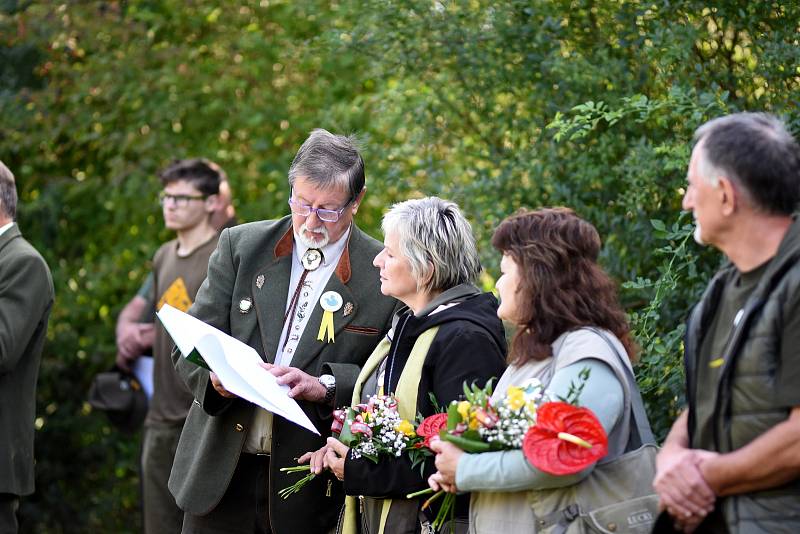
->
[[587, 328, 656, 447]]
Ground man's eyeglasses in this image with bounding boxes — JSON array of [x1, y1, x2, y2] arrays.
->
[[288, 196, 353, 223], [159, 192, 208, 208]]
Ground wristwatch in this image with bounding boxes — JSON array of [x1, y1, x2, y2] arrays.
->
[[318, 374, 336, 405]]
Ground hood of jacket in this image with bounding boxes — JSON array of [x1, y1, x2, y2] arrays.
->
[[391, 283, 506, 351]]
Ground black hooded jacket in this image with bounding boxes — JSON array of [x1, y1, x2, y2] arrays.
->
[[343, 288, 507, 499]]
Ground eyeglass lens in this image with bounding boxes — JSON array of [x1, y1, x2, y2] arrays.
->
[[288, 199, 342, 222], [160, 193, 206, 207]]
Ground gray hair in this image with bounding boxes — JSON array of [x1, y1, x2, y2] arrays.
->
[[693, 112, 800, 215], [0, 160, 17, 221], [382, 197, 482, 294], [288, 129, 365, 201]]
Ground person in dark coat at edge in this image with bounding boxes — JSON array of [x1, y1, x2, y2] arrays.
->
[[0, 160, 54, 534]]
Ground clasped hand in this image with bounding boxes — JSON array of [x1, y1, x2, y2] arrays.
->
[[653, 445, 718, 533]]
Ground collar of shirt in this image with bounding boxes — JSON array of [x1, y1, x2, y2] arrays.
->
[[0, 221, 14, 238]]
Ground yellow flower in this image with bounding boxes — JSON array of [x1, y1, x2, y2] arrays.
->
[[457, 400, 472, 422], [395, 419, 416, 437], [506, 386, 525, 411], [468, 413, 480, 430]]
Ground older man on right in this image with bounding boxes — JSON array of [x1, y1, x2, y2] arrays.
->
[[654, 112, 800, 533]]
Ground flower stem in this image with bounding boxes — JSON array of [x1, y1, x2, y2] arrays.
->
[[278, 467, 315, 499], [406, 488, 434, 499], [421, 489, 445, 510], [279, 465, 312, 473]]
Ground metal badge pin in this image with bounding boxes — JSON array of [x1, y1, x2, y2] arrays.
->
[[256, 274, 265, 290], [342, 302, 354, 317], [239, 297, 253, 314]]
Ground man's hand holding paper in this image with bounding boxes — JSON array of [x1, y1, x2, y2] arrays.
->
[[261, 363, 327, 402], [157, 304, 320, 435]]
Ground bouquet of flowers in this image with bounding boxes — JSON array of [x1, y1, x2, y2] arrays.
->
[[280, 394, 421, 499], [409, 373, 608, 530], [336, 394, 420, 462]]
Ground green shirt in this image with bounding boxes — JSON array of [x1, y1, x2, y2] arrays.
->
[[692, 259, 799, 449]]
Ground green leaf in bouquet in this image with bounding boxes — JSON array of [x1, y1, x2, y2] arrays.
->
[[428, 392, 443, 412], [485, 377, 495, 397], [362, 451, 379, 464], [461, 429, 482, 442], [446, 402, 462, 430], [442, 433, 491, 453], [556, 366, 592, 406], [337, 407, 357, 445]]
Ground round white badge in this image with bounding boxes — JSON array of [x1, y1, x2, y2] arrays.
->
[[320, 291, 343, 312]]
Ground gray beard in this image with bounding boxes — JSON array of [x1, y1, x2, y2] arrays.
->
[[296, 224, 329, 249], [693, 221, 706, 246]]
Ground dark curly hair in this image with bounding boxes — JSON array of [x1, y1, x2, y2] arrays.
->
[[491, 207, 636, 365]]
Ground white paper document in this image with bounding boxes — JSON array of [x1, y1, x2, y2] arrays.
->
[[132, 355, 154, 400], [156, 304, 320, 435]]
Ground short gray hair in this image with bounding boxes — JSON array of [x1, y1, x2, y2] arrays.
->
[[0, 160, 17, 221], [288, 129, 365, 201], [693, 112, 800, 215], [382, 197, 482, 294]]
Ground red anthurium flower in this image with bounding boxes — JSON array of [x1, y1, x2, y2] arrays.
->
[[417, 413, 448, 448], [522, 402, 608, 476]]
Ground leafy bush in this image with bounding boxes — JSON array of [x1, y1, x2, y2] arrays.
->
[[1, 1, 798, 531]]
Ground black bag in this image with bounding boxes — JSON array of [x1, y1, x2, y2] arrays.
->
[[88, 365, 148, 433]]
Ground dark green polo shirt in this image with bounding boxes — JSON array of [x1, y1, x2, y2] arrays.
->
[[693, 258, 800, 450]]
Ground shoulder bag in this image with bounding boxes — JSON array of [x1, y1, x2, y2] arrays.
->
[[532, 329, 659, 534]]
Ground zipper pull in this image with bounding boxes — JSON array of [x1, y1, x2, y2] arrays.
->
[[326, 479, 332, 497]]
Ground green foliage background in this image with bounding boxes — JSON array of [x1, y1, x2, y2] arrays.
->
[[1, 1, 798, 531]]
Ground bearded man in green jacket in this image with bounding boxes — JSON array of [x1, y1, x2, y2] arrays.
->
[[169, 130, 397, 534]]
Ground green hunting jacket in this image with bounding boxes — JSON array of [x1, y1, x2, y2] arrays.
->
[[168, 216, 397, 534], [0, 224, 54, 496]]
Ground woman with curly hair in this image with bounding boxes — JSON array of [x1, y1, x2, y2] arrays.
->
[[429, 207, 649, 534]]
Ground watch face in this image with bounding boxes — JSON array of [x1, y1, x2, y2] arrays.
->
[[319, 374, 335, 387]]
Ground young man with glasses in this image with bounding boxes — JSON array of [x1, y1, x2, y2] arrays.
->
[[169, 130, 397, 534], [142, 158, 227, 534], [114, 178, 237, 375]]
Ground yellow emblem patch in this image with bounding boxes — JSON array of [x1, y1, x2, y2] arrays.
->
[[709, 357, 725, 368], [157, 277, 193, 312]]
